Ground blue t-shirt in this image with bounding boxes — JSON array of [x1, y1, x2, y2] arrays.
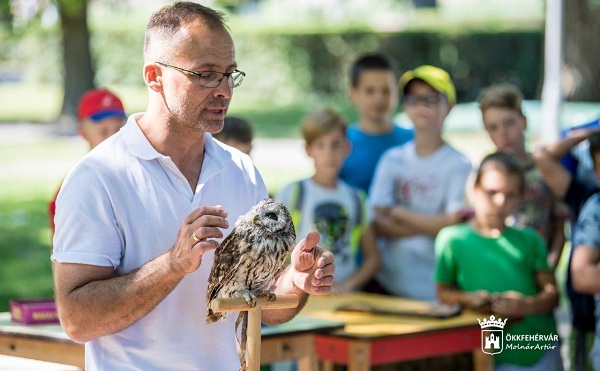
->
[[339, 124, 413, 194]]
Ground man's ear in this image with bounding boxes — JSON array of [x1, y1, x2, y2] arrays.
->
[[143, 63, 162, 92]]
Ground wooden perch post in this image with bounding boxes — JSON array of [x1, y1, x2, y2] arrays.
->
[[209, 294, 299, 371]]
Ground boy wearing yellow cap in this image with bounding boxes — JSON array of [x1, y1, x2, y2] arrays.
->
[[369, 65, 472, 301]]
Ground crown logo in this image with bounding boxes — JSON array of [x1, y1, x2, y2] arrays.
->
[[478, 315, 508, 329]]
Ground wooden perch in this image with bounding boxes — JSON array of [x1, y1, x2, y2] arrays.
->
[[208, 294, 299, 312], [209, 294, 299, 371]]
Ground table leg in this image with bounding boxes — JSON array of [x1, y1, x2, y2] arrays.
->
[[348, 340, 371, 371], [296, 335, 318, 371], [261, 334, 317, 371], [472, 349, 494, 371], [321, 360, 334, 371]]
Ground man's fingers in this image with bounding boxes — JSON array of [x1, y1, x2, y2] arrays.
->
[[299, 230, 320, 252], [316, 250, 334, 268], [184, 205, 228, 225], [190, 226, 224, 242], [191, 239, 220, 254]]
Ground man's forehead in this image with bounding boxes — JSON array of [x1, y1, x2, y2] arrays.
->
[[174, 22, 236, 66]]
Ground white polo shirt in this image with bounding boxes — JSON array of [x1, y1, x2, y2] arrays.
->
[[52, 114, 268, 370]]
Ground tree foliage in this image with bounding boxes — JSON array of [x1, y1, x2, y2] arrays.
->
[[562, 0, 600, 101]]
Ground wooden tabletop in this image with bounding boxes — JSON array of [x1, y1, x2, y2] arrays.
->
[[0, 311, 342, 341], [300, 292, 483, 339]]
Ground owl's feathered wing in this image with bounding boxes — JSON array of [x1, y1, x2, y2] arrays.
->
[[205, 199, 296, 323], [205, 228, 248, 323]]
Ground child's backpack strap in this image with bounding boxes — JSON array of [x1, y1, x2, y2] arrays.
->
[[349, 187, 368, 265]]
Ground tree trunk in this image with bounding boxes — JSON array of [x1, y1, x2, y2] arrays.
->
[[562, 0, 600, 101], [57, 0, 94, 126]]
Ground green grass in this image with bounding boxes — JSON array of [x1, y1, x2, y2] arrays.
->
[[0, 188, 54, 312]]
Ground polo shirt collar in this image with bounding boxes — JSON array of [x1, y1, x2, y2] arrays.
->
[[122, 114, 163, 161], [122, 113, 231, 169]]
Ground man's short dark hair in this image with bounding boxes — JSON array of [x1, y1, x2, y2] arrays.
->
[[349, 54, 395, 87], [144, 2, 228, 56]]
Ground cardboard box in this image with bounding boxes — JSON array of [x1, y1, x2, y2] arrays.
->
[[9, 299, 59, 325]]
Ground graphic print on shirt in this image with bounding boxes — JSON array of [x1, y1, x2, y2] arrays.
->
[[313, 202, 351, 265], [394, 178, 435, 207]]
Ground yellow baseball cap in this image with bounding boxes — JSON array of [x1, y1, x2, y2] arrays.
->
[[399, 65, 456, 104]]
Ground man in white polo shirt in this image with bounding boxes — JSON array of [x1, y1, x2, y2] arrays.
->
[[51, 3, 335, 370]]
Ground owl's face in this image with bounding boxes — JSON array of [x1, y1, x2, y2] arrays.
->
[[239, 199, 294, 235]]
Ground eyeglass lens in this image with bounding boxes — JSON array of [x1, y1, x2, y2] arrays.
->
[[405, 94, 445, 106]]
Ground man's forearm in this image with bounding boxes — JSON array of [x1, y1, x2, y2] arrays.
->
[[263, 266, 308, 326], [55, 254, 184, 343]]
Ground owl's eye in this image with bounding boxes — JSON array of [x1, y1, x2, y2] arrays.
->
[[265, 212, 278, 221]]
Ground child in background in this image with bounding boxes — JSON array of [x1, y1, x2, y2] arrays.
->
[[570, 133, 600, 370], [534, 128, 600, 371], [369, 65, 472, 301], [276, 108, 380, 293], [49, 88, 127, 235], [213, 115, 254, 156], [436, 152, 562, 370], [339, 53, 413, 194], [478, 83, 567, 269]]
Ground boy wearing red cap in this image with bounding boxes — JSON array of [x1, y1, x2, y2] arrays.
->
[[369, 65, 472, 301], [76, 88, 127, 149], [49, 88, 127, 234]]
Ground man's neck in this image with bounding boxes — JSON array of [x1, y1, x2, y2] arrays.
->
[[137, 112, 206, 190]]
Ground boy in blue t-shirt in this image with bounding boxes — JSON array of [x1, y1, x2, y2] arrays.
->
[[339, 53, 412, 194]]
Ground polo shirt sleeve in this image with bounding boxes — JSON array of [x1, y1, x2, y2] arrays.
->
[[434, 227, 457, 285], [573, 194, 600, 251], [52, 163, 123, 268]]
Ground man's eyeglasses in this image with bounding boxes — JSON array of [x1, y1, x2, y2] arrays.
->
[[404, 93, 446, 107], [155, 61, 245, 88]]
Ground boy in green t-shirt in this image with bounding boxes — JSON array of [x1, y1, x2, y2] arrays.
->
[[435, 152, 563, 370]]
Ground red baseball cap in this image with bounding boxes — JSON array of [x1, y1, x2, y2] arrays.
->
[[78, 88, 127, 122]]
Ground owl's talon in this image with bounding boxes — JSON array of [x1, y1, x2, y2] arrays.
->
[[241, 290, 257, 308]]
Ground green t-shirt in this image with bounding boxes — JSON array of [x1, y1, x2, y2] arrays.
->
[[435, 224, 558, 366]]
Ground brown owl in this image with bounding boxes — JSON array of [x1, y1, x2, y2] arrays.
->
[[205, 198, 296, 369]]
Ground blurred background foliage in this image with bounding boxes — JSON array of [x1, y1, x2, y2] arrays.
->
[[0, 0, 550, 126]]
